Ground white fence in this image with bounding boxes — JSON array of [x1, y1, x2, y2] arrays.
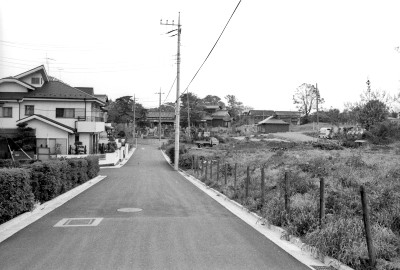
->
[[58, 143, 130, 166]]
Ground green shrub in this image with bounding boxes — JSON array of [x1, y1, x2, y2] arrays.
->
[[178, 153, 193, 169], [305, 217, 400, 270], [0, 168, 34, 224], [166, 145, 187, 164], [85, 156, 99, 179], [0, 159, 20, 168], [28, 161, 66, 203], [67, 158, 88, 184], [285, 193, 319, 237]]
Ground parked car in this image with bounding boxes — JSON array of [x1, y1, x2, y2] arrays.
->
[[318, 127, 333, 139], [194, 137, 219, 148]]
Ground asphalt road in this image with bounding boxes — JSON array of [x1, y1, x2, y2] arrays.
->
[[0, 143, 310, 270]]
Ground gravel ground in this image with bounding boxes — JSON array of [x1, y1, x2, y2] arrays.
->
[[273, 132, 317, 142]]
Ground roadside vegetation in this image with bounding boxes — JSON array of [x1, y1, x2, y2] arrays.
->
[[165, 136, 400, 270], [0, 156, 100, 225]]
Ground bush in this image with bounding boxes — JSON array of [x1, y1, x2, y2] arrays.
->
[[85, 156, 99, 179], [166, 145, 187, 164], [0, 159, 20, 168], [0, 168, 34, 224], [67, 158, 88, 184], [178, 153, 194, 169], [28, 160, 68, 203], [305, 217, 400, 270]]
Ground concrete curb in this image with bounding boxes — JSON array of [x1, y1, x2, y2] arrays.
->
[[161, 150, 353, 270], [0, 175, 107, 244]]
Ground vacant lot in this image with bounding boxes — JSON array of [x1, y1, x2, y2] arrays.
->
[[173, 139, 400, 270]]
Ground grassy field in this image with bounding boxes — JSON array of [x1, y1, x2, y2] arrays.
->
[[172, 138, 400, 270]]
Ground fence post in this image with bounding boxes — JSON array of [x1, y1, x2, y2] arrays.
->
[[195, 156, 199, 175], [245, 166, 250, 197], [319, 177, 325, 228], [205, 160, 208, 181], [217, 160, 220, 182], [191, 156, 194, 171], [234, 163, 237, 188], [360, 185, 376, 269], [261, 166, 265, 206], [224, 163, 227, 185], [201, 159, 204, 176], [210, 160, 213, 181], [284, 171, 290, 214]]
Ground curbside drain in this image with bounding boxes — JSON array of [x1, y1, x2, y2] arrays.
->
[[117, 208, 143, 213]]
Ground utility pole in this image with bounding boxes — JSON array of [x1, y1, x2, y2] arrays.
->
[[161, 12, 181, 171], [156, 89, 164, 148], [132, 94, 136, 140], [187, 91, 190, 138], [316, 83, 319, 129]]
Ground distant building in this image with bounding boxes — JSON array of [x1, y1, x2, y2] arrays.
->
[[274, 111, 301, 125], [257, 115, 290, 133]]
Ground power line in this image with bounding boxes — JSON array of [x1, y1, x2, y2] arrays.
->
[[163, 76, 177, 104], [174, 0, 242, 103]]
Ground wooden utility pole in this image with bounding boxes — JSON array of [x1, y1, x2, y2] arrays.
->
[[161, 13, 181, 170], [316, 83, 319, 129], [187, 91, 190, 138], [132, 94, 136, 140]]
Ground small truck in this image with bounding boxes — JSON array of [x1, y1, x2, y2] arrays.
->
[[194, 137, 219, 148]]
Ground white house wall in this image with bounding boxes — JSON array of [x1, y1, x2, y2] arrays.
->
[[29, 119, 69, 139], [0, 82, 28, 93], [20, 72, 44, 87], [0, 102, 19, 128]]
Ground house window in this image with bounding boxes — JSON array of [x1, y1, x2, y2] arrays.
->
[[31, 77, 40, 84], [0, 107, 12, 118], [56, 108, 75, 118], [25, 105, 34, 116]]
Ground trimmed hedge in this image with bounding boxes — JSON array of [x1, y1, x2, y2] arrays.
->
[[0, 156, 100, 224], [0, 168, 34, 224], [86, 156, 100, 179]]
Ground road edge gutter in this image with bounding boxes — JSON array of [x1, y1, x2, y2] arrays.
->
[[161, 150, 353, 270], [0, 175, 107, 244]]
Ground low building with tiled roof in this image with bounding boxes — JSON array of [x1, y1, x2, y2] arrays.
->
[[0, 65, 107, 157], [257, 115, 290, 133]]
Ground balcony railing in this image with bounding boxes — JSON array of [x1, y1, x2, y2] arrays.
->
[[77, 116, 104, 122]]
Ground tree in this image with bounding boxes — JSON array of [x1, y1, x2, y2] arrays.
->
[[225, 94, 244, 121], [201, 95, 225, 108], [180, 92, 203, 127], [293, 83, 324, 117], [358, 99, 389, 130], [107, 96, 146, 124]]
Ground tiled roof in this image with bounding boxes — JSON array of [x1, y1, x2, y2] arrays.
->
[[76, 87, 94, 95], [274, 111, 301, 116], [257, 116, 289, 125], [147, 111, 175, 119], [211, 110, 230, 119], [0, 81, 105, 105], [248, 110, 274, 116]]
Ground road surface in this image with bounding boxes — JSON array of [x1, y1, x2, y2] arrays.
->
[[0, 143, 310, 270]]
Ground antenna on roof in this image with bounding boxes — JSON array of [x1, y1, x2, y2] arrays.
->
[[45, 52, 55, 75]]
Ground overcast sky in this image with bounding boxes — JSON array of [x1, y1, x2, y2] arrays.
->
[[1, 0, 400, 111]]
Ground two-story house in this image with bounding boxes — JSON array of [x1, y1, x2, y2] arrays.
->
[[0, 65, 107, 156]]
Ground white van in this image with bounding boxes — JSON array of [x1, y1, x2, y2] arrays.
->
[[318, 127, 332, 139]]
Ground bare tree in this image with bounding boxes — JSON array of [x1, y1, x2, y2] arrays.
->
[[293, 83, 324, 117]]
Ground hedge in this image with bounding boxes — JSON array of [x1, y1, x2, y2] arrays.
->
[[0, 159, 20, 168], [0, 156, 100, 224], [0, 168, 34, 224]]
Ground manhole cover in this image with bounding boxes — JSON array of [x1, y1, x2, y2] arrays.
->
[[117, 208, 143, 213], [311, 266, 336, 270], [54, 218, 103, 227]]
